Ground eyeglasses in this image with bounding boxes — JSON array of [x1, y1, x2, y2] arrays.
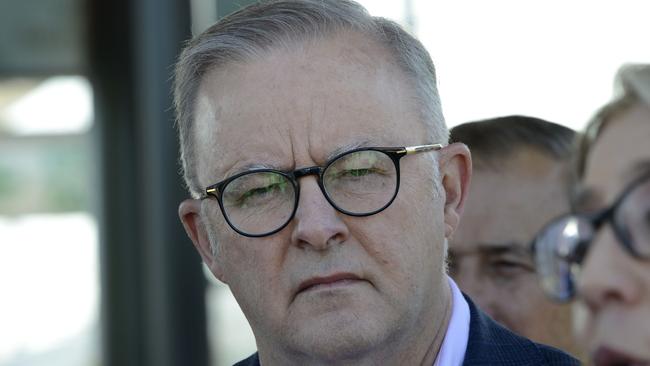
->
[[532, 172, 650, 302], [200, 144, 443, 237]]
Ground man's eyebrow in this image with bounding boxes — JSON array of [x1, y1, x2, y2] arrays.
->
[[449, 243, 527, 257], [477, 243, 530, 258], [325, 139, 374, 161], [223, 162, 285, 179], [223, 139, 391, 178]]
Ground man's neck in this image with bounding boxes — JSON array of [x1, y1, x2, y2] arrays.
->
[[405, 278, 453, 366], [258, 280, 453, 366]]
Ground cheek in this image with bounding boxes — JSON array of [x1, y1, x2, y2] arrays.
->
[[504, 273, 534, 292], [401, 195, 447, 268], [481, 276, 537, 317], [351, 189, 446, 286], [397, 172, 444, 224], [217, 236, 292, 328], [208, 217, 286, 295], [508, 276, 545, 307], [219, 238, 284, 286]]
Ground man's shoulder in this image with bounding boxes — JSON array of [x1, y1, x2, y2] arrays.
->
[[233, 353, 260, 366], [536, 343, 582, 365], [463, 294, 579, 366]]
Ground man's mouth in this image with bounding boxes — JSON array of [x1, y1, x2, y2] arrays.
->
[[296, 273, 365, 294], [592, 346, 650, 366]]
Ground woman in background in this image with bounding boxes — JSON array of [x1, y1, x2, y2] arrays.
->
[[534, 64, 650, 366]]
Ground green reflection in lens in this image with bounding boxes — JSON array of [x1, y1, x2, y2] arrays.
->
[[324, 150, 396, 214], [224, 172, 290, 209]]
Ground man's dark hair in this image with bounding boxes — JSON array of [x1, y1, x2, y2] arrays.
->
[[449, 115, 576, 170]]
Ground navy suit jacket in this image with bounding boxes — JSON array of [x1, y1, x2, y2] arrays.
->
[[233, 295, 579, 366], [461, 295, 578, 365]]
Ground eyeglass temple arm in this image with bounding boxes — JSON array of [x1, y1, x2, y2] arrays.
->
[[201, 187, 218, 200], [404, 143, 444, 155]]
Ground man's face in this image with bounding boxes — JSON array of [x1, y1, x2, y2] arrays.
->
[[449, 149, 578, 353], [183, 32, 468, 361]]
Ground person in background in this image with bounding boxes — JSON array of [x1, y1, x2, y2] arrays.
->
[[448, 116, 582, 357], [533, 64, 650, 365], [173, 0, 578, 365]]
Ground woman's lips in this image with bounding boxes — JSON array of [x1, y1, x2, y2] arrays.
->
[[592, 346, 650, 366]]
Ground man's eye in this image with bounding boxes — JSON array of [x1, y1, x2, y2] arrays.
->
[[342, 168, 374, 177], [493, 260, 523, 269], [241, 186, 272, 199], [230, 182, 287, 207], [337, 166, 389, 179], [488, 260, 534, 280]]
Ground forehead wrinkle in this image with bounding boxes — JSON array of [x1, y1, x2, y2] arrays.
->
[[300, 36, 421, 153], [210, 129, 292, 182], [201, 32, 425, 187], [302, 88, 375, 164], [212, 105, 295, 179], [325, 140, 375, 161], [305, 96, 316, 165]]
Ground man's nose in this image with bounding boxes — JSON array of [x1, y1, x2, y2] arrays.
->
[[577, 227, 641, 313], [290, 176, 350, 251]]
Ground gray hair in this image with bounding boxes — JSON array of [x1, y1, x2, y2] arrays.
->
[[173, 0, 447, 197], [575, 64, 650, 180]]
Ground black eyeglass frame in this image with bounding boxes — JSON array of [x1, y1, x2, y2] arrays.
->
[[200, 144, 443, 237], [532, 171, 650, 302]]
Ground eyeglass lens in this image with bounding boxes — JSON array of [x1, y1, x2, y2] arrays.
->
[[323, 149, 397, 214], [614, 178, 650, 257], [220, 149, 398, 236], [534, 175, 650, 301], [222, 171, 296, 236]]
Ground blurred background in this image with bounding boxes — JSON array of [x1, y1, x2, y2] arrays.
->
[[0, 0, 648, 365]]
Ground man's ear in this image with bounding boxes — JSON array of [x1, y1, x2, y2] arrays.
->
[[179, 199, 225, 282], [438, 142, 472, 239]]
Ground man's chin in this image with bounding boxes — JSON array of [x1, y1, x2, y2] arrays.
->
[[284, 317, 384, 361], [278, 286, 401, 360]]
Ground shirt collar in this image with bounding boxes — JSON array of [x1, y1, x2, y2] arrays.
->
[[433, 276, 470, 366]]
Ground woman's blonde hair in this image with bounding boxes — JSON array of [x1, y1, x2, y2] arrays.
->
[[575, 64, 650, 181]]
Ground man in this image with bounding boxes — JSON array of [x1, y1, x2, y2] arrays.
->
[[173, 1, 578, 365], [449, 116, 582, 357]]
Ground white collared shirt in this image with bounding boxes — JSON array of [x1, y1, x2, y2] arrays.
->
[[433, 276, 470, 366]]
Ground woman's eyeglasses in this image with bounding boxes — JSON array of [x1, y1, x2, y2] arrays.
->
[[532, 172, 650, 302]]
